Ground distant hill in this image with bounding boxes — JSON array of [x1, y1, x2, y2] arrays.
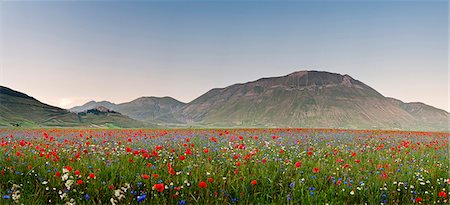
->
[[0, 86, 146, 128], [39, 70, 450, 131], [70, 97, 185, 124], [117, 97, 185, 123], [174, 71, 448, 131], [70, 101, 117, 113]]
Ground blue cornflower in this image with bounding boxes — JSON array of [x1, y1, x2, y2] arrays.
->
[[84, 194, 90, 200], [310, 191, 314, 196], [3, 195, 10, 199], [137, 194, 147, 203], [179, 200, 186, 205]]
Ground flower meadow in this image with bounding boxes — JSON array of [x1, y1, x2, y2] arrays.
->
[[0, 128, 449, 204]]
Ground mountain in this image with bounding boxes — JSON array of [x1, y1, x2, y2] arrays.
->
[[54, 70, 450, 131], [116, 97, 185, 123], [0, 86, 146, 128], [0, 86, 80, 127], [174, 71, 448, 131], [70, 101, 117, 113], [70, 97, 186, 124]]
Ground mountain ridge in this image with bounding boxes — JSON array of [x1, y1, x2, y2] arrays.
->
[[0, 86, 147, 128], [3, 70, 446, 131]]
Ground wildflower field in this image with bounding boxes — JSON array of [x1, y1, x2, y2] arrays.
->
[[0, 128, 449, 204]]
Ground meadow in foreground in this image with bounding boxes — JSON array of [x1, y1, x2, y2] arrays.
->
[[0, 128, 448, 204]]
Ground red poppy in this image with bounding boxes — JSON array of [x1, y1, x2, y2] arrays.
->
[[74, 170, 81, 176], [312, 167, 320, 173], [179, 155, 186, 161], [153, 174, 159, 178], [295, 161, 302, 168], [64, 166, 73, 172], [415, 197, 422, 203], [169, 167, 175, 175], [208, 178, 214, 183], [438, 191, 447, 198], [199, 181, 207, 188], [153, 183, 165, 192], [251, 180, 257, 185], [203, 148, 209, 153], [55, 171, 61, 177], [88, 173, 96, 179], [185, 148, 192, 155], [77, 180, 83, 185], [142, 174, 150, 179]]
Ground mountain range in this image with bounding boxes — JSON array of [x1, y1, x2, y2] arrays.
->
[[0, 86, 146, 128], [1, 70, 448, 131]]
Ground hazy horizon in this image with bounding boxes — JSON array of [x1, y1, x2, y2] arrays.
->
[[1, 1, 448, 111]]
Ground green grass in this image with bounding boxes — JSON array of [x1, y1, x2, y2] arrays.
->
[[0, 128, 448, 204]]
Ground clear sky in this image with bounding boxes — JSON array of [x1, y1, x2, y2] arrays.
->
[[0, 0, 448, 111]]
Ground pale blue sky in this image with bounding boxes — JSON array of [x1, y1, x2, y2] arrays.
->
[[0, 0, 448, 111]]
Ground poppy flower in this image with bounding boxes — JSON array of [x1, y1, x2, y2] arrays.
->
[[415, 197, 422, 203], [208, 178, 214, 183], [77, 180, 83, 185], [295, 161, 302, 168], [179, 155, 186, 161], [153, 183, 165, 192], [142, 174, 150, 180], [64, 166, 73, 172], [199, 181, 207, 188], [185, 148, 192, 155], [312, 167, 320, 173], [88, 173, 96, 179], [439, 191, 447, 198], [74, 170, 81, 176], [169, 167, 175, 175], [251, 180, 257, 185]]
